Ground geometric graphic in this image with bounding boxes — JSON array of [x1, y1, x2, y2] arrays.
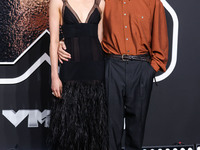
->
[[155, 0, 179, 82], [0, 30, 51, 149], [0, 30, 50, 84]]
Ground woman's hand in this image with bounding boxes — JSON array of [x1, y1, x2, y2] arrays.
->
[[51, 76, 63, 98], [49, 0, 64, 99]]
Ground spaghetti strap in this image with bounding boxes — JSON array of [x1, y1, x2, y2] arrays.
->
[[95, 0, 101, 6], [95, 0, 102, 15], [63, 0, 99, 23], [62, 0, 67, 18]]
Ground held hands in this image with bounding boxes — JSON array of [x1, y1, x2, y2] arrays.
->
[[51, 76, 63, 98], [58, 41, 71, 63]]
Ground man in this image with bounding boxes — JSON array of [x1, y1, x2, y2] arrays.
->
[[58, 0, 168, 149]]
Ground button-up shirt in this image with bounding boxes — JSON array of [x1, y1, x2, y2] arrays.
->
[[102, 0, 169, 72]]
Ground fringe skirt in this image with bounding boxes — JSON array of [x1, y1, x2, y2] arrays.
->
[[48, 80, 108, 150]]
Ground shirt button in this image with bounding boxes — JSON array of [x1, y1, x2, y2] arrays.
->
[[127, 50, 130, 52], [126, 38, 128, 40], [125, 26, 127, 28], [124, 13, 126, 16], [124, 2, 126, 4]]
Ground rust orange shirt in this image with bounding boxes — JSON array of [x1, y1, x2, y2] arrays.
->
[[101, 0, 169, 72]]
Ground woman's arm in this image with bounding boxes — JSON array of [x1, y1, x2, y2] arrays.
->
[[49, 0, 63, 98], [98, 0, 105, 42]]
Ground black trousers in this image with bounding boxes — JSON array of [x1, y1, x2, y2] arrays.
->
[[105, 57, 155, 150]]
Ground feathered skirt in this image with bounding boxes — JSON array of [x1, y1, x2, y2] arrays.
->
[[48, 80, 108, 150]]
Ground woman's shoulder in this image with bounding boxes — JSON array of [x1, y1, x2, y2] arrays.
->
[[49, 0, 63, 9], [49, 0, 64, 14]]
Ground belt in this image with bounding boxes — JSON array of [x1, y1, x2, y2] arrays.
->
[[107, 53, 151, 62]]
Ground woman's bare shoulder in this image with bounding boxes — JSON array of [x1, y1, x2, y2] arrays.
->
[[49, 0, 63, 9]]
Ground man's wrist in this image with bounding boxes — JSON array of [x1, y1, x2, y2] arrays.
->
[[151, 59, 160, 72]]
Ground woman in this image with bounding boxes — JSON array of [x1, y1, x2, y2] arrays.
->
[[48, 0, 107, 149]]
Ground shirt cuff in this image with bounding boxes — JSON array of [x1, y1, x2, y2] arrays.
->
[[151, 59, 160, 72]]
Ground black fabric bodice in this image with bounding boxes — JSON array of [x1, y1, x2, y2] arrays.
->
[[59, 0, 105, 81]]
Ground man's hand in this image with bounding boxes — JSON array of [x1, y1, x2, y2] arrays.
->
[[58, 41, 71, 63]]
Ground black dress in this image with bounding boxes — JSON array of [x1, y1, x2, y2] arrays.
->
[[49, 0, 107, 149]]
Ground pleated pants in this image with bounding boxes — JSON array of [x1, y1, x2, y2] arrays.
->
[[105, 57, 155, 150]]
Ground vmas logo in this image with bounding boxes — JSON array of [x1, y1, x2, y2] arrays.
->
[[0, 30, 52, 128], [2, 109, 50, 128]]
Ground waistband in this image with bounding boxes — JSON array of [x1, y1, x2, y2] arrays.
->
[[106, 53, 151, 63], [62, 24, 98, 38]]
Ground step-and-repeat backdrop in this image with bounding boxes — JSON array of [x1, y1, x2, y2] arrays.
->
[[0, 0, 200, 149]]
